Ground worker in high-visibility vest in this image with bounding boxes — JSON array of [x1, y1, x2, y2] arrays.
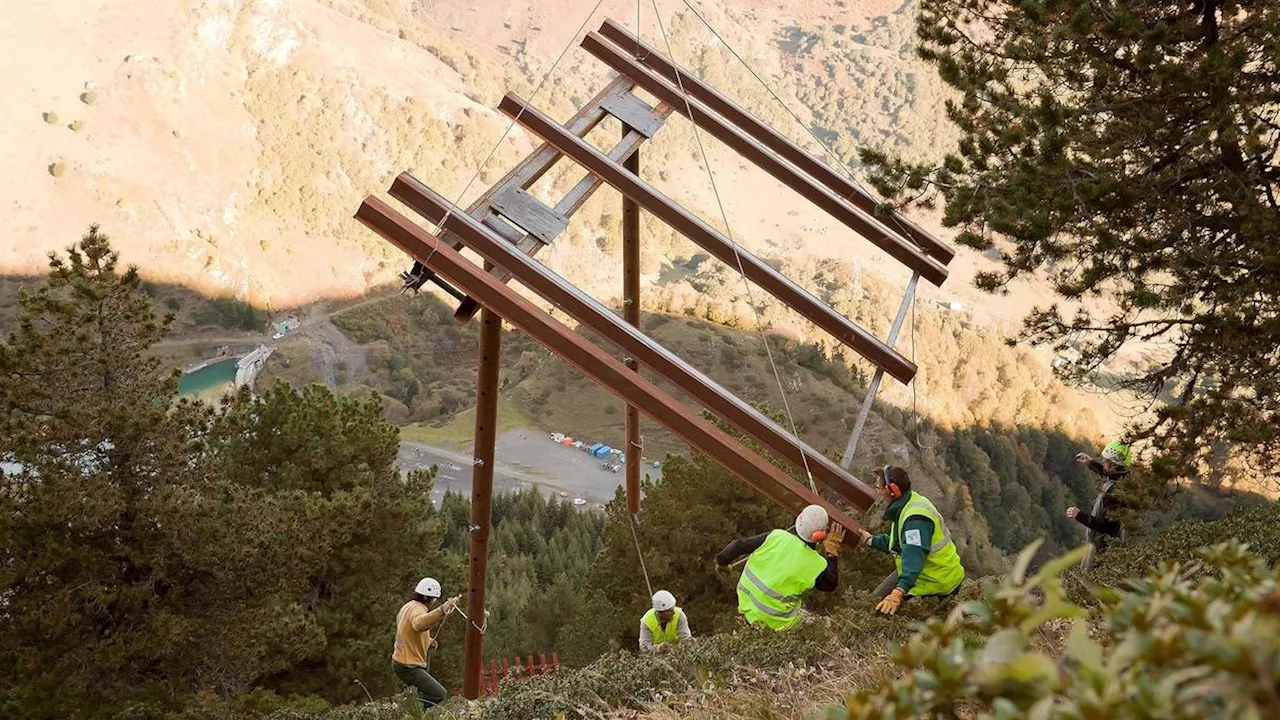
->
[[715, 504, 844, 630], [858, 465, 965, 615], [1067, 438, 1133, 570], [638, 589, 691, 652]]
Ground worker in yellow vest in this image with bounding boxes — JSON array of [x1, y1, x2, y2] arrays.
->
[[715, 504, 844, 630], [638, 589, 691, 652], [857, 466, 965, 615]]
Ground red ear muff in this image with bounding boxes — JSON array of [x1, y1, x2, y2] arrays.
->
[[883, 465, 902, 499], [810, 529, 827, 542]]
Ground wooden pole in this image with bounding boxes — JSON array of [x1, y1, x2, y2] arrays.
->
[[463, 307, 502, 699], [623, 138, 642, 514]]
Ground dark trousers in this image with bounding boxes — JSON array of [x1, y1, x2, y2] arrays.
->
[[874, 571, 964, 601], [393, 661, 447, 709]]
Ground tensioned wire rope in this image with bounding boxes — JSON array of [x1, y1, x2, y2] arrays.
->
[[648, 0, 820, 495], [677, 0, 928, 449], [417, 0, 610, 270]]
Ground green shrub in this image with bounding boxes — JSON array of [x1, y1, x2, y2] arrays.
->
[[48, 162, 65, 177], [821, 539, 1280, 720], [81, 91, 98, 105], [42, 111, 58, 124], [479, 620, 845, 720], [69, 120, 84, 133]]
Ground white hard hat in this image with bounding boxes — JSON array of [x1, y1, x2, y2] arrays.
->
[[652, 590, 676, 612], [795, 504, 829, 543], [414, 577, 441, 598]]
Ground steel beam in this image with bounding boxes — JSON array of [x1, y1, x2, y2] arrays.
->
[[623, 133, 642, 514], [387, 174, 878, 509], [355, 196, 869, 533], [461, 307, 501, 700], [496, 92, 917, 385], [841, 272, 920, 470], [582, 32, 948, 287], [597, 18, 955, 267]]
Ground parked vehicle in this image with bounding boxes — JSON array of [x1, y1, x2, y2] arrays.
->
[[571, 497, 587, 506]]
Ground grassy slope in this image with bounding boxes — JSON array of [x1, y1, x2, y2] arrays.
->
[[398, 397, 535, 451], [287, 504, 1280, 720]]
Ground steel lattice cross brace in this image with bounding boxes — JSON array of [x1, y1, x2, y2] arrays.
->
[[356, 18, 953, 699]]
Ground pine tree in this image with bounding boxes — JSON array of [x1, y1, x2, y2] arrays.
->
[[863, 1, 1280, 479], [0, 229, 444, 716]]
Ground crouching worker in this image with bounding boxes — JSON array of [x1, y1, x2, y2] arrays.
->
[[639, 589, 691, 653], [715, 504, 844, 630], [859, 466, 965, 615], [392, 577, 461, 710]]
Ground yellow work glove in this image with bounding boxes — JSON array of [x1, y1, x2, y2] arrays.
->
[[876, 587, 906, 616], [822, 524, 846, 556], [441, 594, 462, 614]]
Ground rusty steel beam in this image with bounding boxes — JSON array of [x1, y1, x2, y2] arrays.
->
[[496, 92, 917, 384], [388, 174, 878, 510], [355, 195, 870, 532], [597, 18, 955, 267], [623, 131, 642, 514], [582, 32, 949, 287], [461, 307, 501, 700]]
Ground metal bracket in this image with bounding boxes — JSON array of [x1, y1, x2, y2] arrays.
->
[[600, 93, 665, 138], [489, 185, 569, 245]]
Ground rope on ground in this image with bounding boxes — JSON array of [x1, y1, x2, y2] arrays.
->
[[649, 0, 818, 495], [629, 513, 654, 599], [417, 0, 608, 271]]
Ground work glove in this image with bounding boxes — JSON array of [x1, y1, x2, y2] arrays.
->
[[876, 587, 906, 616], [822, 524, 846, 556], [441, 595, 462, 614], [857, 528, 873, 548]]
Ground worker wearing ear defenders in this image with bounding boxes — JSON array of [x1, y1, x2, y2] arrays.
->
[[714, 504, 842, 630], [858, 465, 965, 616]]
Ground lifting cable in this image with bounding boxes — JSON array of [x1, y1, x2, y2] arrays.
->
[[677, 0, 926, 248], [650, 0, 819, 495], [418, 0, 609, 272], [628, 513, 655, 599], [679, 0, 931, 452]]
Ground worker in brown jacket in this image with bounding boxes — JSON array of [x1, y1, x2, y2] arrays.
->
[[392, 577, 460, 709]]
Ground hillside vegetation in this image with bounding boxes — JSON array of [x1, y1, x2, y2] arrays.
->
[[246, 504, 1280, 720]]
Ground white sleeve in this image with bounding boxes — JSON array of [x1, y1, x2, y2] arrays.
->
[[677, 612, 691, 639], [638, 621, 655, 651]]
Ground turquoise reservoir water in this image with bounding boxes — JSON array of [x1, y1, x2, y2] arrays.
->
[[178, 358, 238, 400]]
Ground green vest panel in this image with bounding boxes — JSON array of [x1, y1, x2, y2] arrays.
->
[[641, 607, 683, 645], [737, 529, 827, 631], [891, 493, 965, 596]]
